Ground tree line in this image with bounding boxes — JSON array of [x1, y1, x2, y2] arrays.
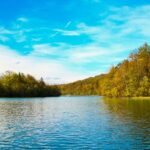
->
[[60, 43, 150, 97], [0, 72, 61, 97]]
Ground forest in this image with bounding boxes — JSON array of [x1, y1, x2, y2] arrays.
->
[[0, 72, 61, 97], [60, 43, 150, 97]]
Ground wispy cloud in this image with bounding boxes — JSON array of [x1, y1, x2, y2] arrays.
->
[[65, 21, 72, 28], [106, 5, 150, 37], [32, 44, 57, 55], [17, 17, 28, 22], [54, 29, 80, 36], [0, 27, 13, 34], [0, 26, 31, 43], [54, 5, 150, 42], [14, 30, 26, 43], [30, 42, 130, 66], [0, 35, 9, 42], [67, 44, 129, 63], [49, 5, 150, 64]]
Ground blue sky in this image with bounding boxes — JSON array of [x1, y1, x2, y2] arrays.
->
[[0, 0, 150, 83]]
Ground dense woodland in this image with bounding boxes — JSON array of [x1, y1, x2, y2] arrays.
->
[[60, 43, 150, 97], [0, 72, 61, 97]]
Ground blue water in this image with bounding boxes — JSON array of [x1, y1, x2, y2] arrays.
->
[[0, 96, 149, 149]]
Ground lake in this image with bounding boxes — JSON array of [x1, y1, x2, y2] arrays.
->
[[0, 96, 149, 149]]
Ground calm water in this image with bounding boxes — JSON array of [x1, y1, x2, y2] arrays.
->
[[0, 96, 149, 150]]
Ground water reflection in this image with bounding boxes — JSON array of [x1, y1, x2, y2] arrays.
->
[[103, 97, 150, 120], [103, 97, 150, 149]]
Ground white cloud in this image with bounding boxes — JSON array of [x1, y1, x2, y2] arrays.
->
[[31, 42, 130, 66], [105, 5, 150, 37], [66, 43, 132, 63], [32, 44, 58, 55], [54, 29, 80, 36], [54, 5, 150, 43], [0, 35, 9, 42], [0, 26, 29, 43], [13, 30, 26, 43], [0, 27, 13, 34], [17, 17, 28, 22], [0, 45, 87, 84], [31, 38, 42, 42]]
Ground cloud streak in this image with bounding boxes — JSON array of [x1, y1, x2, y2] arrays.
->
[[17, 17, 28, 22]]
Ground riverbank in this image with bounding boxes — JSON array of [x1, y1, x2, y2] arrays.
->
[[130, 97, 150, 100]]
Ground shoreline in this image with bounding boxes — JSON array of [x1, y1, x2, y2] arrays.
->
[[130, 97, 150, 100]]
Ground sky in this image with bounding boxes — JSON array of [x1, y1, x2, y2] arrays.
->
[[0, 0, 150, 84]]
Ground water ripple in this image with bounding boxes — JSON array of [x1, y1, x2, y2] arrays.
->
[[0, 96, 149, 149]]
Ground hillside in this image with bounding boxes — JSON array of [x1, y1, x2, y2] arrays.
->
[[60, 43, 150, 97]]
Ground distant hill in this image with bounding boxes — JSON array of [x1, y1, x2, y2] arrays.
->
[[60, 74, 104, 95], [60, 43, 150, 97]]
